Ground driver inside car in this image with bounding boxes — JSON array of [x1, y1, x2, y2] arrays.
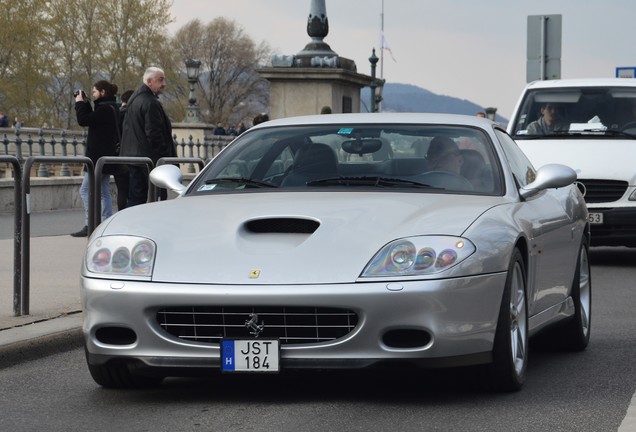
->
[[426, 137, 464, 174], [527, 103, 566, 135]]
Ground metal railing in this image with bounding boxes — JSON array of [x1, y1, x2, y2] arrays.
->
[[5, 154, 208, 316], [20, 156, 94, 316], [0, 156, 22, 316], [1, 127, 232, 177]]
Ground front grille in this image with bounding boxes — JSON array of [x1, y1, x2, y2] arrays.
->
[[157, 306, 358, 345], [579, 179, 628, 203]]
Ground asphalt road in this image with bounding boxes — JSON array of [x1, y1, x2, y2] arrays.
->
[[1, 246, 635, 431], [0, 209, 84, 240]]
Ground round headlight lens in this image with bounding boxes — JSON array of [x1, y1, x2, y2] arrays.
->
[[131, 241, 155, 274], [436, 249, 458, 268], [111, 247, 131, 272], [389, 242, 416, 271], [415, 247, 436, 270], [91, 248, 111, 271]]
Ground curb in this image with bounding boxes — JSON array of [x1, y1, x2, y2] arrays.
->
[[0, 315, 84, 369]]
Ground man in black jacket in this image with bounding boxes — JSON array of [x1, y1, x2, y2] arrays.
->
[[120, 67, 176, 206]]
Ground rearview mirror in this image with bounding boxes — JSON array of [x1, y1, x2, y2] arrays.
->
[[341, 138, 382, 155]]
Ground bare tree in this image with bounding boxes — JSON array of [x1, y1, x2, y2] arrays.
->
[[172, 18, 271, 126]]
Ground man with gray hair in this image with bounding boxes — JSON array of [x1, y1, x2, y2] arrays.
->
[[120, 66, 176, 206]]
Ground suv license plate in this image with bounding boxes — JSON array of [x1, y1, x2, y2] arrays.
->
[[588, 212, 603, 224], [221, 339, 280, 373]]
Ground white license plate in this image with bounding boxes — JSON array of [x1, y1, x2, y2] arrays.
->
[[588, 212, 603, 224], [221, 339, 280, 372]]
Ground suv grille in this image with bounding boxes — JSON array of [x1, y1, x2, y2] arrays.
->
[[157, 306, 358, 345], [579, 179, 628, 203]]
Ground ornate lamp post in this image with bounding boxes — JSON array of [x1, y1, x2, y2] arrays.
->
[[184, 59, 201, 123], [485, 107, 498, 121], [368, 49, 385, 113]]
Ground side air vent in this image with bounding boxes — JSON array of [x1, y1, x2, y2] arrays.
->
[[245, 218, 320, 234]]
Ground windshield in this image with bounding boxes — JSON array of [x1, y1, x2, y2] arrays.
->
[[510, 86, 636, 138], [189, 124, 503, 195]]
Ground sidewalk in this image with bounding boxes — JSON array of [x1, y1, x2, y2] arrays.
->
[[0, 210, 86, 367]]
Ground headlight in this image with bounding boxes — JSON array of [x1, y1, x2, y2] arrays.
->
[[361, 236, 475, 277], [86, 236, 156, 278]]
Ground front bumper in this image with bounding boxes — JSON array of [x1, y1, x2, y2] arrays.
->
[[588, 207, 636, 246], [82, 272, 507, 373]]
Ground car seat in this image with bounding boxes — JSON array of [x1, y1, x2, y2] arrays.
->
[[281, 143, 339, 187]]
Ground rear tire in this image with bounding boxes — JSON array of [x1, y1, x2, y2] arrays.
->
[[487, 248, 528, 392]]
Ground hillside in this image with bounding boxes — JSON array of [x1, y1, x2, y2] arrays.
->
[[362, 82, 508, 123]]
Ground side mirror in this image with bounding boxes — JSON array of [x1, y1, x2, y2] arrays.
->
[[149, 164, 187, 195], [519, 163, 577, 199]]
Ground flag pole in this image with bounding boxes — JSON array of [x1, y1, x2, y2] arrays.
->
[[380, 0, 385, 79]]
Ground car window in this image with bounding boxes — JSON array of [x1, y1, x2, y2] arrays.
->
[[189, 124, 503, 195], [495, 129, 536, 187], [510, 86, 636, 137]]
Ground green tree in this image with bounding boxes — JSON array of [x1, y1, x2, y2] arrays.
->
[[0, 0, 176, 128], [0, 0, 50, 126]]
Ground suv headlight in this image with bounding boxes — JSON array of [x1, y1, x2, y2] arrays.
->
[[86, 236, 156, 278], [361, 236, 475, 277]]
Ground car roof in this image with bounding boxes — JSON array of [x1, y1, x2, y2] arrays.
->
[[524, 78, 636, 89], [251, 113, 498, 129]]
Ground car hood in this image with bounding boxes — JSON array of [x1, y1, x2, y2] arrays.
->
[[516, 138, 636, 183], [101, 192, 505, 284]]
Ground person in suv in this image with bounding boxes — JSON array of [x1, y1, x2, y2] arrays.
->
[[508, 78, 636, 247]]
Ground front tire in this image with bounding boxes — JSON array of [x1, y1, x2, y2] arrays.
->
[[85, 348, 164, 389], [534, 240, 592, 351], [487, 248, 528, 392]]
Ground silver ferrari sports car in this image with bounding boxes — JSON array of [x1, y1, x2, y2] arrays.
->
[[81, 113, 591, 391]]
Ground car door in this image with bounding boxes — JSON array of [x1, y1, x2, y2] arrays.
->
[[495, 129, 577, 315]]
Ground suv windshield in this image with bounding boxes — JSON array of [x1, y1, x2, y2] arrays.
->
[[510, 87, 636, 138], [189, 124, 503, 195]]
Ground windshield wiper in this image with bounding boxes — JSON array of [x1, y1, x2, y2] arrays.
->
[[306, 176, 439, 189], [603, 129, 636, 139], [204, 177, 278, 188]]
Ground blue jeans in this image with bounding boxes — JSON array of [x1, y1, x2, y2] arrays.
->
[[80, 172, 113, 226]]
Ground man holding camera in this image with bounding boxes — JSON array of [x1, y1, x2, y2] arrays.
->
[[119, 66, 176, 206]]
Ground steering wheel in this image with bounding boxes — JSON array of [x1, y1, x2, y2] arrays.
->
[[621, 121, 636, 132], [415, 170, 474, 191]]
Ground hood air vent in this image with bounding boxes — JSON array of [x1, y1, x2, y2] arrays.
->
[[245, 218, 320, 234]]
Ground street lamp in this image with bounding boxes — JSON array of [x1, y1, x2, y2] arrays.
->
[[184, 59, 201, 123], [368, 49, 385, 113]]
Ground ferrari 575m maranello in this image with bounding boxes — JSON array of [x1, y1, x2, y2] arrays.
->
[[81, 113, 591, 391]]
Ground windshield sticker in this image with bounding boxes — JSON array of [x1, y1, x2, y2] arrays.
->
[[198, 184, 217, 191], [338, 128, 354, 135]]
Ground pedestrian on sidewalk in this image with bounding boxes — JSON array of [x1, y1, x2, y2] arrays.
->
[[71, 80, 120, 237], [113, 89, 134, 211], [120, 67, 176, 206]]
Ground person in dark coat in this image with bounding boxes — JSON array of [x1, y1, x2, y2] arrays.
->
[[119, 67, 176, 206], [113, 89, 134, 211], [71, 80, 120, 237]]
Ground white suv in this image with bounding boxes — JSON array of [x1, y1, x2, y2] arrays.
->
[[508, 78, 636, 247]]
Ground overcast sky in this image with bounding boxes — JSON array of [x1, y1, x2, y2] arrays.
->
[[168, 0, 634, 118]]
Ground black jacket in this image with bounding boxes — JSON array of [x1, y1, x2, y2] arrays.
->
[[120, 84, 176, 163], [75, 96, 120, 174]]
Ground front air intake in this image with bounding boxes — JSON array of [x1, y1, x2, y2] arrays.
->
[[245, 218, 320, 234]]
